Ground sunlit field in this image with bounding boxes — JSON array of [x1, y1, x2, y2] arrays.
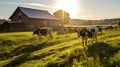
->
[[0, 30, 120, 67]]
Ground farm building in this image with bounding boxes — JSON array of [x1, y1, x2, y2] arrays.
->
[[1, 7, 60, 31]]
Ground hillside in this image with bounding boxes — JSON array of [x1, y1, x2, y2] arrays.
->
[[0, 30, 120, 67], [70, 18, 119, 25]]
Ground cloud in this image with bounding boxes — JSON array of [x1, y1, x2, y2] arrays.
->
[[24, 3, 55, 9], [0, 2, 55, 9]]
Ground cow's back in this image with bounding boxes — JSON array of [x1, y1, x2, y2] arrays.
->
[[87, 31, 93, 38], [40, 28, 47, 35]]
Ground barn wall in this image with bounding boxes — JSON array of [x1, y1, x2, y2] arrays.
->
[[0, 22, 27, 32], [26, 19, 59, 30], [26, 19, 45, 30], [9, 23, 26, 31], [48, 20, 59, 26], [48, 20, 60, 30]]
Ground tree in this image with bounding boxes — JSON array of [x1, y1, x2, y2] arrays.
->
[[0, 19, 7, 24], [53, 10, 70, 26]]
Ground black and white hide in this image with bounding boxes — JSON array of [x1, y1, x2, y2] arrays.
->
[[33, 27, 53, 40], [76, 28, 98, 46]]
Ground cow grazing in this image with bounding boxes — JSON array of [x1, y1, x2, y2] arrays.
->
[[104, 26, 114, 30], [89, 28, 98, 42], [33, 27, 53, 40], [76, 27, 98, 46], [96, 27, 103, 34]]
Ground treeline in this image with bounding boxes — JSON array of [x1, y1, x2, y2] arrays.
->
[[0, 18, 119, 25], [0, 19, 7, 24], [70, 18, 120, 25]]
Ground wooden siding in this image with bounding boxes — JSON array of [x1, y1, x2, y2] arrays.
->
[[26, 19, 59, 30]]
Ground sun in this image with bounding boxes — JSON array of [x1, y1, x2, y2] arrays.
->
[[55, 0, 79, 18]]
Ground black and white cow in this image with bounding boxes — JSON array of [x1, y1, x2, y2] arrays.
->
[[104, 26, 114, 30], [33, 27, 53, 40], [76, 27, 98, 46], [96, 27, 103, 34]]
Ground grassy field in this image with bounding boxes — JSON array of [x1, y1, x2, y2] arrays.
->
[[0, 30, 120, 67]]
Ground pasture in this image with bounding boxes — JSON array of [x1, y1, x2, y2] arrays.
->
[[0, 30, 120, 67]]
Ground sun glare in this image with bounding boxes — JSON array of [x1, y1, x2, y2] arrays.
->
[[55, 0, 79, 18]]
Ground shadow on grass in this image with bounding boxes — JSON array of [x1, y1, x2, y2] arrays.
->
[[51, 42, 120, 67], [87, 42, 120, 66], [2, 42, 47, 67], [87, 42, 120, 59], [37, 42, 120, 67], [2, 42, 120, 67]]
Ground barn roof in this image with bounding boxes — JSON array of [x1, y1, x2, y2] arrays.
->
[[9, 7, 59, 20]]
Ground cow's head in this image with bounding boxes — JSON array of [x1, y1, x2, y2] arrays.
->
[[33, 29, 39, 35]]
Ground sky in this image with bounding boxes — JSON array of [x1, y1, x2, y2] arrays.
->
[[0, 0, 120, 20]]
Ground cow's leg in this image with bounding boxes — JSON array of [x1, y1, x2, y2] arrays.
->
[[92, 32, 97, 43], [82, 40, 84, 46], [49, 33, 53, 39], [95, 35, 97, 43], [82, 37, 86, 46], [85, 38, 88, 46], [48, 31, 53, 39], [90, 34, 94, 44], [85, 37, 88, 46], [94, 32, 97, 43], [47, 28, 53, 39], [38, 34, 41, 40], [92, 35, 94, 43], [92, 33, 97, 43]]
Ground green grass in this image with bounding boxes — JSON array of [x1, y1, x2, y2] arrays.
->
[[0, 30, 120, 67]]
